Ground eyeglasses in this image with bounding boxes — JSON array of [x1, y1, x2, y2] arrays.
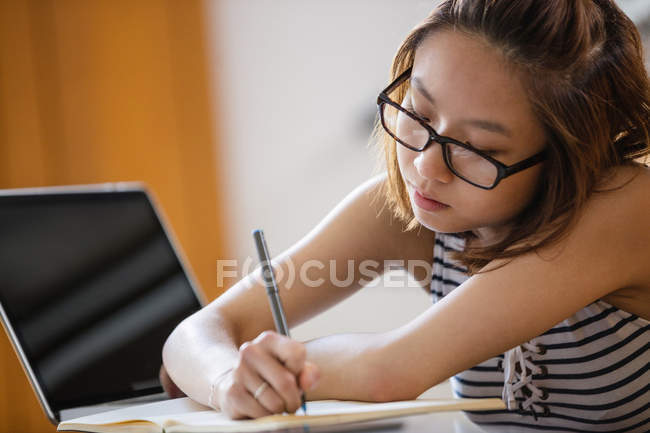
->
[[377, 67, 546, 189]]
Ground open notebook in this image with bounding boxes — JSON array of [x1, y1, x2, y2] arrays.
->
[[57, 396, 505, 433]]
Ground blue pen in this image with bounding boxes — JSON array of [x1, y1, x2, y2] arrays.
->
[[253, 229, 307, 414]]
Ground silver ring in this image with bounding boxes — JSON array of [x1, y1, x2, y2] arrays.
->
[[253, 382, 269, 400]]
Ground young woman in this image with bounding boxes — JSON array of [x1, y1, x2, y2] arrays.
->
[[163, 0, 650, 430]]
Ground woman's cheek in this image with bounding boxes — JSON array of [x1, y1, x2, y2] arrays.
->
[[396, 145, 414, 178], [478, 178, 541, 226]]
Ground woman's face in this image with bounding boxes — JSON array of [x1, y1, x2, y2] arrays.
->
[[396, 29, 547, 243]]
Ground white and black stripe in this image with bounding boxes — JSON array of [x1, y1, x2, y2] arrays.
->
[[429, 233, 649, 432]]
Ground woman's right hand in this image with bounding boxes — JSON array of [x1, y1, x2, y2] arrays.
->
[[214, 331, 321, 419]]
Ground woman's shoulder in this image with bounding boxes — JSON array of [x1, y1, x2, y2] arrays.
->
[[520, 163, 649, 288], [590, 164, 650, 319], [303, 173, 434, 263], [582, 163, 650, 279], [592, 163, 650, 218], [604, 162, 650, 187]]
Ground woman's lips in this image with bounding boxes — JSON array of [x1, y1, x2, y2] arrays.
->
[[412, 187, 450, 212]]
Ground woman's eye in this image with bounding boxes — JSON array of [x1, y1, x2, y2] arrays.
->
[[402, 101, 415, 111], [466, 141, 499, 155], [405, 104, 430, 121], [401, 93, 433, 121], [402, 96, 422, 112]]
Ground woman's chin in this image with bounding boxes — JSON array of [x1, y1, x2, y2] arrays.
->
[[413, 215, 458, 234], [412, 208, 468, 234]]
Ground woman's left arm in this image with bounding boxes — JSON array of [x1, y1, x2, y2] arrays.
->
[[365, 171, 650, 401], [304, 169, 650, 402]]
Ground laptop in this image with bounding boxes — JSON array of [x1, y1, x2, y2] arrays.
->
[[0, 183, 205, 424]]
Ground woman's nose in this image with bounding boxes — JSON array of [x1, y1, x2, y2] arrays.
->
[[413, 140, 454, 184]]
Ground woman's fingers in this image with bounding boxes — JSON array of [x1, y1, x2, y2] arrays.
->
[[252, 331, 307, 375], [298, 361, 321, 393], [232, 360, 287, 414], [220, 331, 314, 418], [217, 373, 271, 420], [240, 338, 303, 413]]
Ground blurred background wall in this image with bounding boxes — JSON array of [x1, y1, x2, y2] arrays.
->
[[206, 0, 437, 343], [0, 1, 648, 431]]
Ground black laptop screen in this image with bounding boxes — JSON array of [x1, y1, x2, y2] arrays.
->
[[0, 189, 203, 412]]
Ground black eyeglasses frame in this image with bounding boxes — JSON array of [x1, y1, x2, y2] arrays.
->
[[377, 67, 546, 190]]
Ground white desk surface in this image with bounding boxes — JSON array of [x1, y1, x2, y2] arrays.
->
[[403, 380, 493, 433]]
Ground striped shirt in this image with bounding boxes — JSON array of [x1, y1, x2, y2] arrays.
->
[[430, 232, 649, 432]]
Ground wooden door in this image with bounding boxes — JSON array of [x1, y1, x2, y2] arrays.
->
[[0, 1, 228, 430]]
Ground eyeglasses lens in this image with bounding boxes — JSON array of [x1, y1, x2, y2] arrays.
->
[[445, 142, 498, 187], [381, 102, 498, 188], [381, 103, 429, 150]]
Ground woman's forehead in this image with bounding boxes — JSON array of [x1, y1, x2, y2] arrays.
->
[[410, 30, 545, 150], [412, 30, 517, 99]]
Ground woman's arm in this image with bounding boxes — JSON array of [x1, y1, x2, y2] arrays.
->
[[161, 173, 435, 414], [302, 167, 650, 402]]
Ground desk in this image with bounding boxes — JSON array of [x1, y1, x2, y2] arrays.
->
[[387, 411, 489, 432], [300, 411, 494, 433], [56, 381, 502, 433], [297, 380, 496, 433], [398, 380, 493, 433]]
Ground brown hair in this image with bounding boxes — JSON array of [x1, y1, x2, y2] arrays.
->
[[375, 0, 650, 273]]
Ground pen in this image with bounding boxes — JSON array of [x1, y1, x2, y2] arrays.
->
[[253, 229, 307, 414]]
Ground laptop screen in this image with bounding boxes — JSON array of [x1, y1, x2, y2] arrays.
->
[[0, 188, 203, 412]]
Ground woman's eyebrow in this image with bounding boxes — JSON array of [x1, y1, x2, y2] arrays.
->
[[463, 118, 512, 138], [411, 76, 513, 138], [411, 76, 437, 106]]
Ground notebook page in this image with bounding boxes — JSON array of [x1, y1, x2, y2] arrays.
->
[[59, 397, 208, 427], [160, 398, 505, 432]]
